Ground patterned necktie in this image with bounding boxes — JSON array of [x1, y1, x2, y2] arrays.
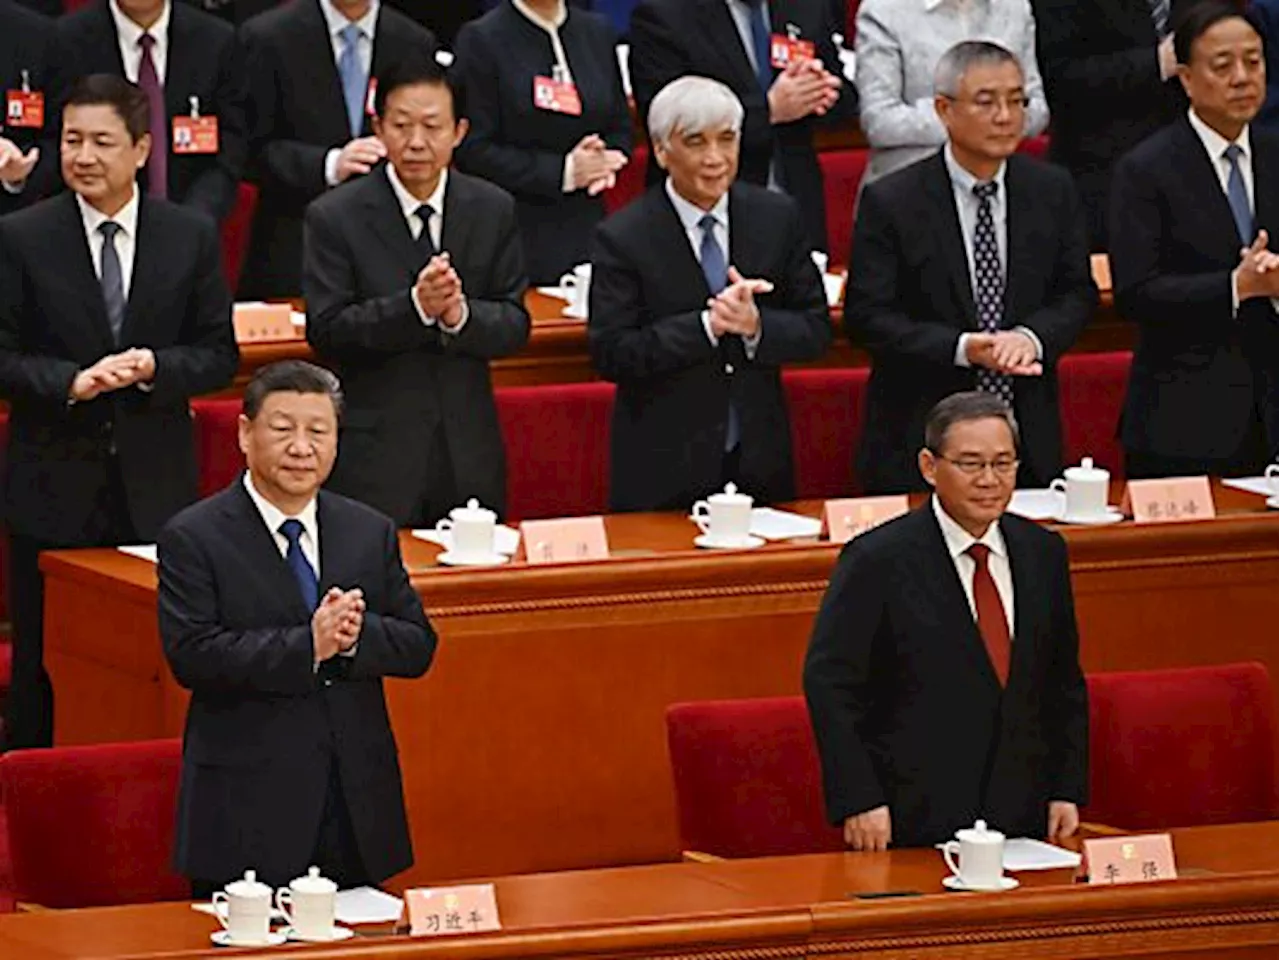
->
[[1223, 144, 1254, 245], [971, 181, 1014, 409], [337, 23, 367, 139], [99, 221, 126, 343], [743, 0, 774, 95], [967, 543, 1010, 687], [279, 519, 319, 611], [1148, 0, 1171, 37], [415, 203, 439, 259], [699, 213, 740, 452], [137, 33, 168, 199]]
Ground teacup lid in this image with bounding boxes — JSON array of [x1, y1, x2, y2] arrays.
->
[[291, 865, 337, 894], [955, 819, 1004, 844], [450, 498, 495, 522], [1064, 456, 1107, 478], [708, 482, 752, 505], [226, 869, 272, 898]]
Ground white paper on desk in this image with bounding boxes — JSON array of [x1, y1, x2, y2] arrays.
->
[[117, 543, 158, 563], [411, 525, 521, 556], [1222, 475, 1277, 497], [823, 272, 846, 308], [1006, 489, 1066, 521], [335, 886, 404, 924], [536, 285, 572, 302], [749, 507, 823, 541], [1002, 838, 1082, 871]]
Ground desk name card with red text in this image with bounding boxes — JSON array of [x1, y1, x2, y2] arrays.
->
[[1121, 477, 1215, 524], [1083, 834, 1177, 885], [824, 496, 909, 544], [520, 516, 609, 564], [232, 303, 295, 342], [406, 884, 501, 937]]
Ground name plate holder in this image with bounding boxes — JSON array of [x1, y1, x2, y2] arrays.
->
[[1121, 477, 1215, 524], [232, 302, 296, 343], [1082, 834, 1177, 885], [405, 884, 501, 937], [519, 516, 609, 564], [823, 496, 910, 544]]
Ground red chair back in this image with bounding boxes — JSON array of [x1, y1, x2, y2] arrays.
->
[[783, 366, 868, 499], [1058, 351, 1130, 477], [192, 398, 245, 497], [220, 183, 259, 292], [1085, 663, 1278, 830], [666, 697, 844, 858], [0, 739, 188, 907], [603, 143, 648, 215], [818, 148, 869, 266]]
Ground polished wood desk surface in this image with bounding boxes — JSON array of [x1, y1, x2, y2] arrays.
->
[[0, 822, 1273, 960]]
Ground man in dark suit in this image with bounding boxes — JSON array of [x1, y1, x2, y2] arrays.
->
[[805, 391, 1089, 850], [1033, 0, 1189, 248], [628, 0, 847, 253], [0, 0, 53, 215], [159, 361, 436, 893], [238, 0, 436, 299], [304, 58, 529, 526], [30, 0, 249, 225], [1112, 0, 1278, 478], [846, 41, 1094, 495], [589, 76, 831, 513], [0, 74, 238, 750]]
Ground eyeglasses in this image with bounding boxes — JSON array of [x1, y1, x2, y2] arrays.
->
[[935, 455, 1020, 477], [942, 93, 1028, 116]]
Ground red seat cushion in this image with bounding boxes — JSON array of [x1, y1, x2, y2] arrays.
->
[[220, 183, 258, 292], [1085, 663, 1278, 830], [603, 143, 648, 215], [783, 366, 869, 499], [818, 149, 869, 266], [1058, 351, 1130, 477], [192, 398, 245, 497], [666, 697, 844, 858]]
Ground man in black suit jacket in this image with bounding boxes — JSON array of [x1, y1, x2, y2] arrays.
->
[[159, 361, 436, 892], [805, 391, 1089, 850], [305, 58, 530, 526], [0, 75, 238, 749], [0, 0, 53, 215], [629, 0, 847, 253], [846, 41, 1094, 495], [238, 0, 436, 299], [589, 76, 831, 513], [1112, 1, 1278, 478], [1033, 0, 1188, 248], [30, 0, 249, 225]]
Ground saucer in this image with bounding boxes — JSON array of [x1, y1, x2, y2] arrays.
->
[[1268, 496, 1279, 510], [694, 533, 765, 550], [1053, 507, 1124, 526], [942, 875, 1019, 892], [210, 930, 287, 947], [282, 925, 355, 943], [437, 550, 510, 567]]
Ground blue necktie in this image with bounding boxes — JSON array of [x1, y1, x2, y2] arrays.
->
[[700, 214, 740, 451], [279, 519, 319, 611], [1224, 144, 1254, 245], [744, 0, 774, 95], [99, 221, 125, 344], [971, 182, 1014, 409], [337, 23, 367, 139]]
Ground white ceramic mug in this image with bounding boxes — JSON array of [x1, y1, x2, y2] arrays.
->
[[276, 866, 337, 940], [559, 263, 591, 318], [1265, 464, 1279, 492], [941, 820, 1006, 889], [1050, 456, 1110, 520], [435, 499, 497, 559], [211, 869, 273, 945], [690, 482, 753, 543]]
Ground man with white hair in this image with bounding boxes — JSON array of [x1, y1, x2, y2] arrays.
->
[[588, 75, 831, 513], [846, 40, 1094, 495]]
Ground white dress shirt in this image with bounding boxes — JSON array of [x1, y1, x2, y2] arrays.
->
[[242, 472, 320, 575], [110, 0, 171, 85], [385, 164, 470, 333], [931, 494, 1015, 638], [321, 0, 380, 187], [76, 185, 140, 301]]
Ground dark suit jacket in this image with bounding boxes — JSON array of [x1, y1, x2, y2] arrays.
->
[[588, 181, 831, 512], [453, 2, 632, 285], [1110, 117, 1279, 461], [304, 167, 530, 524], [159, 481, 436, 886], [1032, 0, 1187, 248], [845, 151, 1094, 494], [30, 0, 249, 225], [238, 0, 436, 299], [0, 192, 238, 544], [628, 0, 850, 253], [803, 505, 1090, 847], [0, 0, 52, 217]]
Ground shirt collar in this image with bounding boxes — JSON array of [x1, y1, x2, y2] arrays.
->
[[931, 494, 1006, 562], [664, 177, 730, 235], [243, 472, 319, 546], [76, 183, 140, 243], [385, 162, 448, 224], [320, 0, 379, 42], [109, 0, 170, 50], [1187, 107, 1251, 165], [512, 0, 567, 29], [943, 142, 1007, 201]]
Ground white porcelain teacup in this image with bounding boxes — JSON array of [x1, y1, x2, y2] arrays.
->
[[559, 263, 592, 318], [211, 869, 273, 945], [435, 499, 497, 560], [690, 483, 753, 544], [1050, 456, 1110, 520], [276, 866, 337, 941], [941, 820, 1006, 889], [1265, 464, 1279, 493]]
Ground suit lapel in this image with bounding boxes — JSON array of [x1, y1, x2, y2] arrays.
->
[[1174, 116, 1246, 255], [999, 517, 1039, 689], [299, 0, 351, 141], [440, 172, 472, 263], [1001, 158, 1033, 325], [315, 492, 355, 595], [657, 187, 715, 299], [92, 5, 129, 77], [119, 198, 159, 346], [362, 169, 429, 276], [922, 153, 977, 327], [164, 5, 193, 121], [696, 0, 760, 93], [1251, 133, 1277, 241], [57, 193, 119, 357], [224, 478, 314, 620]]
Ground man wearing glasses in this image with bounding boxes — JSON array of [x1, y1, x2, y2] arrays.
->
[[845, 41, 1095, 494], [804, 391, 1089, 851]]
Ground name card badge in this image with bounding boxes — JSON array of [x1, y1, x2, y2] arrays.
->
[[533, 75, 582, 116], [172, 116, 218, 154], [520, 516, 608, 564], [1083, 834, 1177, 885], [406, 884, 501, 937], [232, 303, 295, 342], [1121, 476, 1215, 524], [824, 496, 909, 544], [5, 89, 43, 129], [770, 28, 816, 68]]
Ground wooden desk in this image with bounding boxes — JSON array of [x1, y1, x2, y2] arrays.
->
[[0, 822, 1274, 960], [42, 482, 1277, 886]]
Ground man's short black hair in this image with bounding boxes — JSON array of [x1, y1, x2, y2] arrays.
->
[[243, 361, 344, 421], [924, 391, 1021, 455], [373, 52, 466, 122], [1174, 0, 1265, 64], [64, 74, 150, 143]]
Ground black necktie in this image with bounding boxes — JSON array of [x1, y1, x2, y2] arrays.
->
[[971, 181, 1014, 408], [415, 203, 438, 260]]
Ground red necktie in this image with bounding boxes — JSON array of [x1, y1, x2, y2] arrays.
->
[[967, 543, 1010, 686], [137, 33, 168, 199]]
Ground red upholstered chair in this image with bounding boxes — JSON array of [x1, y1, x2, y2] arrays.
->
[[818, 148, 869, 266], [1057, 351, 1130, 476], [783, 366, 868, 499], [603, 143, 648, 215], [220, 183, 258, 292], [0, 739, 189, 908], [191, 398, 245, 497], [1085, 663, 1279, 831], [1018, 134, 1050, 160], [496, 382, 615, 521], [666, 697, 844, 858]]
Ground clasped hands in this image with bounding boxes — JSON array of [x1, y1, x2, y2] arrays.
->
[[0, 137, 39, 188], [70, 348, 156, 402], [842, 801, 1080, 853], [965, 330, 1042, 377], [1234, 230, 1280, 302], [312, 586, 364, 662], [768, 58, 842, 125], [413, 252, 466, 329], [570, 134, 628, 196], [707, 266, 773, 340]]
